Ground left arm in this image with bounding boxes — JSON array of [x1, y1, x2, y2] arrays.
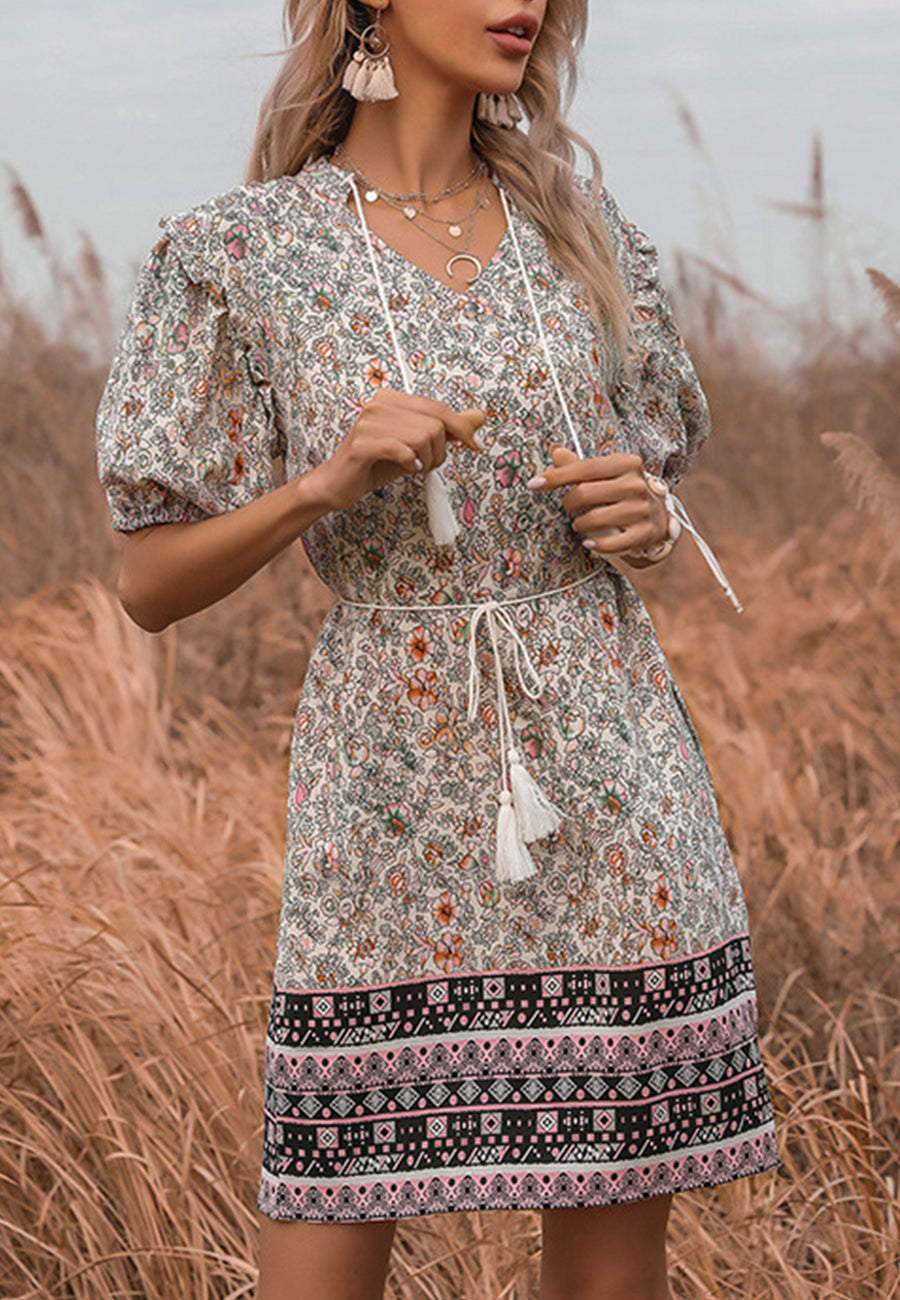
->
[[535, 179, 711, 564]]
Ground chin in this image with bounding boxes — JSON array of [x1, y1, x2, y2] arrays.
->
[[471, 67, 527, 98], [483, 80, 526, 97]]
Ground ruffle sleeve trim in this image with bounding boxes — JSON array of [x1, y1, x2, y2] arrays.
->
[[573, 173, 711, 488], [157, 185, 276, 388], [96, 192, 284, 534]]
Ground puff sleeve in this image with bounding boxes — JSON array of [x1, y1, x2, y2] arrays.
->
[[574, 176, 741, 608], [96, 205, 283, 533], [591, 182, 711, 489]]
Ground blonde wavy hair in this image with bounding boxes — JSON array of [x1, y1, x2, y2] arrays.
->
[[248, 0, 634, 358]]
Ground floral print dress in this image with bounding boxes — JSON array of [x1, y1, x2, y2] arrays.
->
[[97, 154, 780, 1223]]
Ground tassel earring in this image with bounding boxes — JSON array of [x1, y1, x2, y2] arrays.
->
[[343, 13, 399, 103], [476, 93, 523, 129]]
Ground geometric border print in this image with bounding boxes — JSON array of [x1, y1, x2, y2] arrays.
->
[[259, 934, 780, 1222]]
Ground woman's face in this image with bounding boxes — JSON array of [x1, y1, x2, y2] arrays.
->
[[378, 0, 548, 98]]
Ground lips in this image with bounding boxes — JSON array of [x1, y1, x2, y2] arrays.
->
[[487, 10, 540, 52]]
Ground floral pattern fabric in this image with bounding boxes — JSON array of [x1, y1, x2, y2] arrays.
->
[[97, 155, 780, 1222]]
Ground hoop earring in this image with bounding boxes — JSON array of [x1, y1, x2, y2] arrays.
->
[[476, 93, 523, 129], [342, 12, 399, 102]]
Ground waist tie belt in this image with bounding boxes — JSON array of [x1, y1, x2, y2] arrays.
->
[[340, 567, 602, 885]]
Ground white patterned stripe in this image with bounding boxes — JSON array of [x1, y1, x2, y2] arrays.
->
[[264, 1119, 778, 1189]]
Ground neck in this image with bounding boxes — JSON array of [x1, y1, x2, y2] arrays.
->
[[339, 86, 480, 195]]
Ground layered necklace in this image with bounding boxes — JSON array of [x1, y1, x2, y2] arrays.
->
[[333, 144, 493, 286]]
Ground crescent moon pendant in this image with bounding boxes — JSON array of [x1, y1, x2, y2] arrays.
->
[[446, 253, 483, 285]]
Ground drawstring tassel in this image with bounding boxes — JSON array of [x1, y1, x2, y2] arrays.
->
[[507, 748, 564, 842], [346, 175, 457, 548], [425, 466, 459, 546], [495, 790, 538, 882]]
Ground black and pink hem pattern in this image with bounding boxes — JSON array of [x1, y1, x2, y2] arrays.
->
[[258, 933, 780, 1223]]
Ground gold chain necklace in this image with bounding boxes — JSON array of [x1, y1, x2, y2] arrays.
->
[[333, 147, 492, 285], [333, 144, 482, 206]]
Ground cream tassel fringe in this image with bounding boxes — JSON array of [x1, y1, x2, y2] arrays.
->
[[342, 53, 366, 95], [477, 93, 523, 128], [365, 58, 398, 102], [495, 790, 538, 882], [342, 52, 398, 102], [507, 748, 564, 842], [425, 467, 459, 546]]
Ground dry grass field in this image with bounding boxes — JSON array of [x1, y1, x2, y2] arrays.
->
[[1, 177, 898, 1298]]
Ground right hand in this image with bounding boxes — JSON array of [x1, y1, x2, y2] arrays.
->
[[312, 388, 487, 513]]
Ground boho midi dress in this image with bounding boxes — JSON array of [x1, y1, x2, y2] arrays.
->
[[97, 154, 781, 1223]]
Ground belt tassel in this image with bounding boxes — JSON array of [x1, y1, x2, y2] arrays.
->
[[342, 573, 606, 888], [495, 789, 538, 883], [508, 746, 565, 843], [466, 601, 566, 882]]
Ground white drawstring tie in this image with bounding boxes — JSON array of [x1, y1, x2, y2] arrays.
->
[[348, 174, 459, 547], [340, 571, 600, 884], [498, 186, 743, 615], [465, 601, 565, 881], [667, 495, 743, 613], [348, 166, 740, 614]]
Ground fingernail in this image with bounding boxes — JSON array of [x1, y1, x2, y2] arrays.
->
[[473, 433, 486, 452], [583, 538, 597, 550], [526, 475, 547, 489], [414, 457, 424, 471]]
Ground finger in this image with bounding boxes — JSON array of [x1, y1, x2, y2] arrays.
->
[[525, 444, 576, 490], [440, 405, 488, 452], [546, 445, 581, 479], [392, 395, 488, 451], [362, 405, 442, 471], [550, 445, 580, 467], [559, 478, 637, 516], [408, 416, 447, 473], [551, 447, 642, 467], [377, 438, 422, 474], [570, 500, 651, 536], [584, 524, 650, 555], [528, 448, 643, 490], [454, 407, 489, 451]]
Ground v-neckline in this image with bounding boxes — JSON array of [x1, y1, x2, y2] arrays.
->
[[315, 154, 514, 305], [364, 221, 511, 304]]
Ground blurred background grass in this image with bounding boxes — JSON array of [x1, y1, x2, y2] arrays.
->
[[1, 144, 898, 1297]]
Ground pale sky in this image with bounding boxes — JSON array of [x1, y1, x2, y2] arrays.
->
[[1, 0, 896, 316]]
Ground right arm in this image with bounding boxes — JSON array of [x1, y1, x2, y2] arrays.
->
[[117, 389, 486, 633], [117, 467, 333, 633]]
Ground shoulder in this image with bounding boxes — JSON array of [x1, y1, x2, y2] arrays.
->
[[570, 169, 661, 298], [154, 174, 325, 288]]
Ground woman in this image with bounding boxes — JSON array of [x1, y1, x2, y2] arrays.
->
[[96, 1, 781, 1296]]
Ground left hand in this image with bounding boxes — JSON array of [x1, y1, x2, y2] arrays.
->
[[526, 446, 669, 562]]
